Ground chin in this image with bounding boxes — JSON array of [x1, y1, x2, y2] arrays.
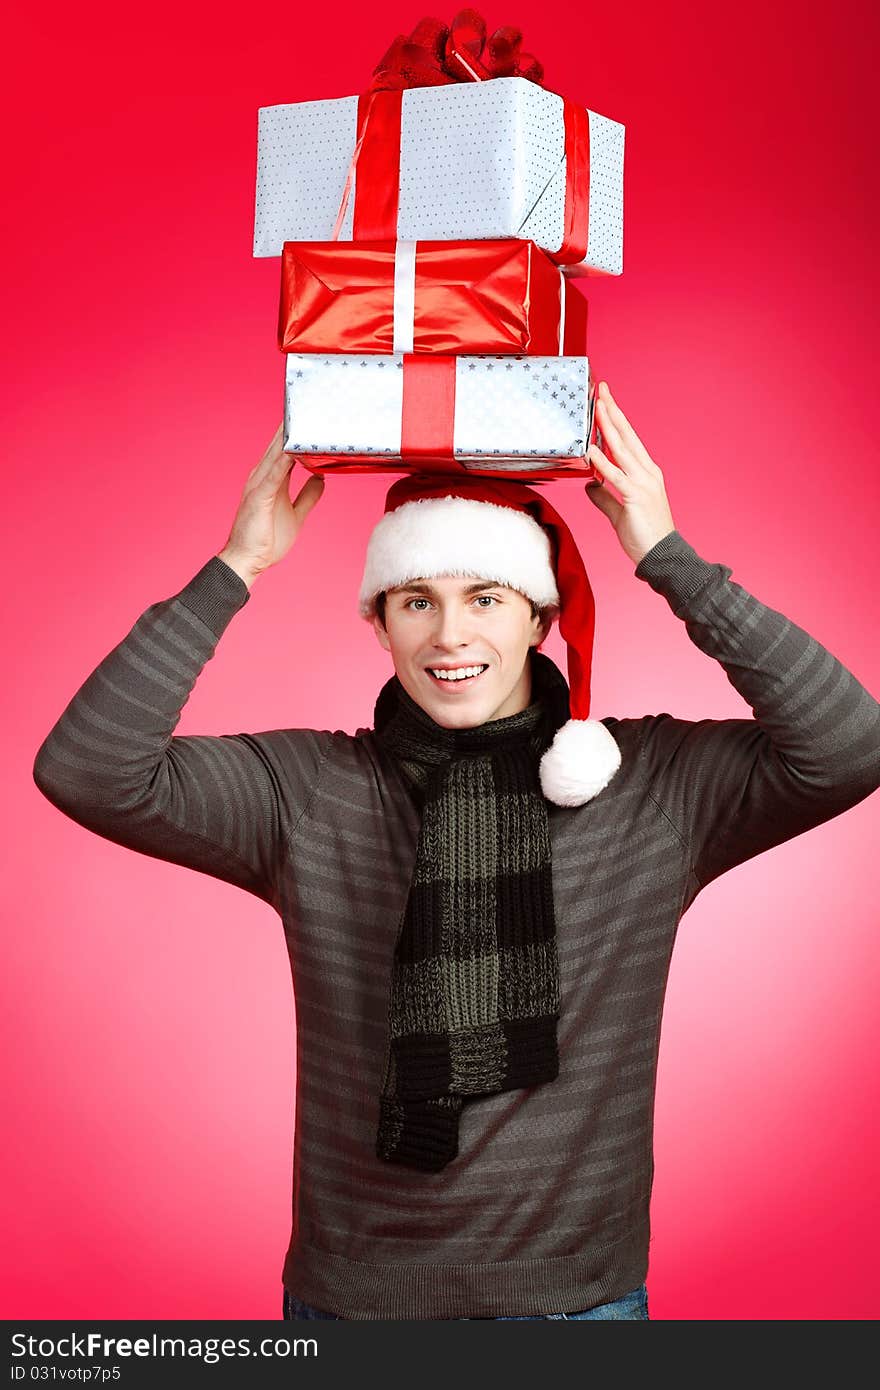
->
[[427, 691, 510, 729], [403, 675, 496, 728], [430, 704, 490, 729]]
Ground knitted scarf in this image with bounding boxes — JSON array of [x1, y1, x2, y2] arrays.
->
[[371, 648, 572, 1172]]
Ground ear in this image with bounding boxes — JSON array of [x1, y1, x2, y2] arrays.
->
[[528, 610, 554, 649], [372, 613, 391, 652]]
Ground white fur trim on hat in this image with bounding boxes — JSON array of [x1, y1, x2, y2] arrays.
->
[[358, 495, 561, 619], [539, 718, 622, 807]]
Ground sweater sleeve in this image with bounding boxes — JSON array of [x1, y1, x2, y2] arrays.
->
[[631, 530, 880, 891], [32, 556, 335, 910]]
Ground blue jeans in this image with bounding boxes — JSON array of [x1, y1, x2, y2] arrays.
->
[[283, 1282, 649, 1320]]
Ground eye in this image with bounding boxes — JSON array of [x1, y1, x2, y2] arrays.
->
[[403, 594, 500, 611]]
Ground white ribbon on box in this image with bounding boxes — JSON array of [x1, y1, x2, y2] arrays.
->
[[390, 241, 567, 355], [392, 241, 417, 353]]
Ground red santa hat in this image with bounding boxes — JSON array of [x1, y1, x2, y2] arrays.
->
[[358, 473, 622, 806]]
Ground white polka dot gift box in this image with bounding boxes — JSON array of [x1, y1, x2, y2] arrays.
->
[[253, 18, 624, 277], [281, 353, 601, 481]]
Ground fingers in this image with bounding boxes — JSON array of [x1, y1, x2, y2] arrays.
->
[[594, 397, 636, 476], [254, 421, 284, 465], [291, 471, 325, 518], [246, 423, 292, 491], [596, 382, 660, 474], [587, 440, 626, 488], [584, 471, 623, 525]]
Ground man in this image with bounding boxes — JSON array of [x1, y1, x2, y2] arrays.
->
[[33, 383, 880, 1322]]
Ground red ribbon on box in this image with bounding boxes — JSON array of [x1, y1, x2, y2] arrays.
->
[[369, 10, 545, 89], [401, 355, 457, 464], [331, 10, 590, 266]]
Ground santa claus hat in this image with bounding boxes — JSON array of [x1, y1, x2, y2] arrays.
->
[[358, 474, 622, 807]]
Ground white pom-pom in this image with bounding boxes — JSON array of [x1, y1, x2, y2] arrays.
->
[[539, 719, 622, 807]]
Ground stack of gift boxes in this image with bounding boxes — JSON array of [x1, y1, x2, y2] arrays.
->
[[252, 12, 625, 482]]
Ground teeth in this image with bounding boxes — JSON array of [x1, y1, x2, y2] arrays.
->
[[429, 665, 487, 682]]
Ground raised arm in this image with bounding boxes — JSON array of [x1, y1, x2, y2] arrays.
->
[[33, 425, 329, 908], [631, 531, 880, 889], [587, 383, 880, 891]]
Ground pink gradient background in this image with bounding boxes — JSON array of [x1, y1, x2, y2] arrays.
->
[[4, 0, 879, 1322]]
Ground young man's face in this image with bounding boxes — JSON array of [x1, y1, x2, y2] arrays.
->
[[373, 575, 552, 728]]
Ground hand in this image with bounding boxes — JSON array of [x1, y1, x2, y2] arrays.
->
[[585, 382, 676, 567], [217, 424, 325, 586]]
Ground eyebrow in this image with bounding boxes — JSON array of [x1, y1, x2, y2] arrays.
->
[[389, 581, 503, 598]]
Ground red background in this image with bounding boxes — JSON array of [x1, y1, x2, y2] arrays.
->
[[4, 0, 879, 1320]]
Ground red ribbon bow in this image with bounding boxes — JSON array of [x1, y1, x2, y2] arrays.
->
[[370, 9, 545, 91]]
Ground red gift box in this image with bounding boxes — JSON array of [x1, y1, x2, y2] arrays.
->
[[278, 239, 588, 356]]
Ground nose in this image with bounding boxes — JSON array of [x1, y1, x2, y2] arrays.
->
[[431, 602, 473, 650]]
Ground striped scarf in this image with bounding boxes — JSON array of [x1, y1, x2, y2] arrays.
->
[[372, 649, 571, 1172]]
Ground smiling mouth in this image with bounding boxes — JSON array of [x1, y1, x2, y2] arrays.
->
[[426, 664, 490, 688]]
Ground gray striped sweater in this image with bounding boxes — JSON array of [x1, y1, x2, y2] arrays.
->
[[32, 529, 880, 1319]]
